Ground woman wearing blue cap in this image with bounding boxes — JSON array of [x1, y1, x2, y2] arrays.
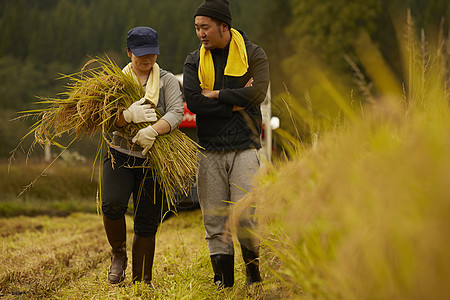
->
[[101, 26, 184, 288]]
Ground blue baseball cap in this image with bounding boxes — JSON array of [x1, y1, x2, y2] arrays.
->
[[126, 27, 160, 57]]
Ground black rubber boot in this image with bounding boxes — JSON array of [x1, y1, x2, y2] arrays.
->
[[132, 235, 156, 287], [210, 254, 234, 290], [241, 245, 262, 285], [103, 215, 128, 284], [211, 256, 223, 288]]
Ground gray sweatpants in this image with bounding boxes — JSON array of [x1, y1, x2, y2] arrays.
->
[[197, 149, 260, 256]]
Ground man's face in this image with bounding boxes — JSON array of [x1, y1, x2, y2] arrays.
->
[[195, 16, 226, 50], [127, 50, 157, 73]]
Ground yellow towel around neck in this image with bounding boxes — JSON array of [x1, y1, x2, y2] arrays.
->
[[198, 28, 248, 90], [122, 62, 160, 107]]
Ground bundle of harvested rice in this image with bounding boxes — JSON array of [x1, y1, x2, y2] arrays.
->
[[14, 56, 200, 208]]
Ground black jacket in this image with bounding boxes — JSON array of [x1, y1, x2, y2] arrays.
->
[[183, 30, 270, 151]]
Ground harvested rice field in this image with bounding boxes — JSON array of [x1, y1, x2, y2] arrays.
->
[[0, 210, 274, 299]]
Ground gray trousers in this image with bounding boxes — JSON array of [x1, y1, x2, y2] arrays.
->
[[197, 149, 260, 256]]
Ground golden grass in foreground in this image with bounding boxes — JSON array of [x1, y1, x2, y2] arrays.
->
[[243, 99, 450, 299], [235, 16, 450, 300]]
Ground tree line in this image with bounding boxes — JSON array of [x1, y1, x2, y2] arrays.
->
[[0, 0, 447, 157]]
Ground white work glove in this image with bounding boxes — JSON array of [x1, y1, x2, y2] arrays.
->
[[132, 125, 159, 155], [122, 98, 157, 124]]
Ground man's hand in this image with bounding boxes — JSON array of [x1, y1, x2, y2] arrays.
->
[[132, 125, 159, 155], [123, 98, 157, 124], [201, 89, 219, 99], [233, 78, 254, 111], [203, 77, 254, 111]]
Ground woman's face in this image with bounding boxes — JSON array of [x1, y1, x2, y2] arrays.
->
[[127, 49, 157, 73]]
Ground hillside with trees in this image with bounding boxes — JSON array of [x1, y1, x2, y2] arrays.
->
[[0, 0, 447, 158]]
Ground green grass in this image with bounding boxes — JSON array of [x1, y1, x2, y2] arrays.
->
[[0, 161, 98, 217], [0, 197, 97, 217]]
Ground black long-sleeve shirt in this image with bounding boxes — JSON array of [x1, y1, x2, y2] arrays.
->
[[183, 30, 270, 151]]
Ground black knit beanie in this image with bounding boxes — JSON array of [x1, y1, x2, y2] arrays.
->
[[194, 0, 232, 27]]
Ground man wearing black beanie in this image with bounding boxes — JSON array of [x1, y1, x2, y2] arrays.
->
[[194, 0, 232, 28], [183, 0, 270, 291]]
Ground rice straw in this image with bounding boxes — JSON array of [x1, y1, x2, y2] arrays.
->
[[13, 56, 201, 209]]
